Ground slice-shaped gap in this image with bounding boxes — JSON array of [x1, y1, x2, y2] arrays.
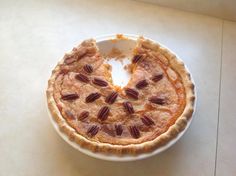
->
[[96, 38, 137, 87], [105, 57, 131, 88]]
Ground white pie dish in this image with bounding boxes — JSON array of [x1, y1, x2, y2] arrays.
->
[[47, 34, 196, 161]]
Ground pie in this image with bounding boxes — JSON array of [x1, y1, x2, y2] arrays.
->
[[46, 35, 195, 155]]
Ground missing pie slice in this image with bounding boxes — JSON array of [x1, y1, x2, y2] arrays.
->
[[46, 35, 195, 155]]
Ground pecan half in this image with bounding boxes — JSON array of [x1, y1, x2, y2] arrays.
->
[[102, 125, 115, 137], [115, 124, 123, 136], [149, 96, 165, 105], [97, 106, 110, 121], [75, 73, 89, 83], [105, 91, 118, 104], [125, 88, 139, 100], [151, 73, 163, 82], [78, 111, 89, 121], [61, 93, 79, 101], [141, 115, 155, 126], [85, 92, 101, 103], [83, 64, 93, 73], [64, 56, 76, 64], [135, 79, 148, 89], [132, 54, 143, 63], [59, 68, 69, 75], [123, 101, 134, 114], [65, 110, 75, 120], [92, 78, 108, 87], [87, 125, 99, 137], [129, 125, 140, 138]]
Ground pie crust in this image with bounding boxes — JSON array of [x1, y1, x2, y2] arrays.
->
[[46, 35, 195, 155]]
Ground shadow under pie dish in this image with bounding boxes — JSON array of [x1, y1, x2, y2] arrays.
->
[[46, 34, 195, 156]]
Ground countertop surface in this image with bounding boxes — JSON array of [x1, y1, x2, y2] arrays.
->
[[0, 0, 235, 175]]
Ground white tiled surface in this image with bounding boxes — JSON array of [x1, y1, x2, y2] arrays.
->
[[216, 21, 236, 176], [139, 0, 236, 21], [0, 0, 234, 175]]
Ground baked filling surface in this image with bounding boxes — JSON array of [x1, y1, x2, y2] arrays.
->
[[47, 36, 195, 154]]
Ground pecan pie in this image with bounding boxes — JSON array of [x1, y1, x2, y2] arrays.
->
[[47, 36, 195, 155]]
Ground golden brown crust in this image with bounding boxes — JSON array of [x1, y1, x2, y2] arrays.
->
[[46, 36, 195, 155]]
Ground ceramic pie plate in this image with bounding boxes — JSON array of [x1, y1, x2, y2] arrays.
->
[[47, 34, 196, 162]]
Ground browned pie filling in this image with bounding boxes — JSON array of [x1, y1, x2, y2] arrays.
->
[[51, 37, 186, 145]]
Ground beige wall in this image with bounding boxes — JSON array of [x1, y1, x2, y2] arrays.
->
[[139, 0, 236, 21]]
